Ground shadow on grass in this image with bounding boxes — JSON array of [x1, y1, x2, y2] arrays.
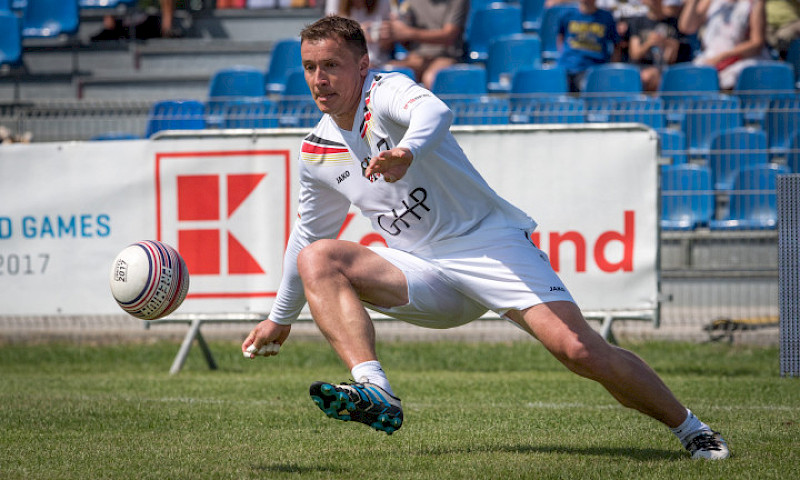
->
[[500, 444, 683, 461], [252, 462, 338, 474]]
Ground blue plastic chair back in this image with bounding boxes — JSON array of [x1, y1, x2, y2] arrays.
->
[[223, 98, 279, 129], [657, 128, 687, 166], [486, 33, 542, 92], [608, 97, 665, 129], [660, 164, 714, 230], [582, 63, 642, 99], [265, 38, 302, 95], [509, 95, 585, 124], [145, 100, 206, 138], [0, 0, 11, 11], [209, 66, 266, 98], [659, 64, 719, 102], [511, 66, 567, 94], [787, 38, 800, 86], [788, 131, 800, 174], [522, 0, 546, 32], [79, 0, 137, 8], [540, 4, 578, 62], [765, 97, 800, 154], [431, 64, 487, 95], [22, 0, 79, 38], [0, 12, 22, 67], [277, 69, 320, 128], [710, 164, 790, 229], [376, 65, 416, 81], [467, 3, 523, 62], [708, 126, 769, 191], [681, 95, 742, 155]]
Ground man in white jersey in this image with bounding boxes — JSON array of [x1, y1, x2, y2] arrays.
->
[[242, 15, 729, 459]]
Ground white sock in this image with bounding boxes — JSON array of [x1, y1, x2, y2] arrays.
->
[[670, 409, 711, 447], [351, 360, 395, 397]]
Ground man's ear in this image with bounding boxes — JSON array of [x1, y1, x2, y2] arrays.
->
[[360, 53, 370, 75]]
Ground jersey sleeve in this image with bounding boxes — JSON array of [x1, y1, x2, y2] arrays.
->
[[371, 74, 454, 161], [268, 161, 351, 325]]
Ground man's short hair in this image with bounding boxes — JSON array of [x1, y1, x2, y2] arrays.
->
[[300, 15, 368, 59]]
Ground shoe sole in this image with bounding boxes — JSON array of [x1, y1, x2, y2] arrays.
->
[[309, 382, 403, 435]]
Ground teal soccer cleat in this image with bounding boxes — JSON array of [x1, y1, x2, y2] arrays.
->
[[309, 381, 403, 435]]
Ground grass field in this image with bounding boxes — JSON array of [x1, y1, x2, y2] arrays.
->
[[1, 339, 798, 479]]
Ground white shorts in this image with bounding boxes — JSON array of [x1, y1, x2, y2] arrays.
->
[[365, 225, 575, 329]]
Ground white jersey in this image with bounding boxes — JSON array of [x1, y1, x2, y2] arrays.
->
[[269, 72, 536, 324]]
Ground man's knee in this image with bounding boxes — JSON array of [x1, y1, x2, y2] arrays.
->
[[297, 239, 341, 279]]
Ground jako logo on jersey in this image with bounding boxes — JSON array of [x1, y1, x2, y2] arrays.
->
[[377, 187, 430, 236], [337, 171, 350, 184]]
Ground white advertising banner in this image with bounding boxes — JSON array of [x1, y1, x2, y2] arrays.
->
[[0, 126, 658, 316]]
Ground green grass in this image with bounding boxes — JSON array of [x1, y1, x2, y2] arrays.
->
[[1, 339, 798, 479]]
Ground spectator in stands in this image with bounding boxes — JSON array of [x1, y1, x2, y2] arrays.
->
[[766, 0, 800, 58], [628, 0, 683, 90], [90, 0, 181, 42], [556, 0, 622, 92], [679, 0, 772, 89], [382, 0, 470, 88], [338, 0, 395, 69]]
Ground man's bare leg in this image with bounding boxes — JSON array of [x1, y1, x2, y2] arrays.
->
[[298, 239, 407, 434], [506, 301, 688, 427], [296, 239, 408, 369]]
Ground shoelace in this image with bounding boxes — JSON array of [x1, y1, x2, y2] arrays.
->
[[687, 432, 722, 451]]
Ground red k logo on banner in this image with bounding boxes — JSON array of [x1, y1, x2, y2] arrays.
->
[[155, 149, 292, 302], [176, 174, 266, 275]]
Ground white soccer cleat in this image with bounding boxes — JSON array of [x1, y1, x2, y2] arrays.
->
[[685, 431, 730, 460]]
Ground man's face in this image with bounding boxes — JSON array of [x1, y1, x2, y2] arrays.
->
[[301, 36, 369, 128]]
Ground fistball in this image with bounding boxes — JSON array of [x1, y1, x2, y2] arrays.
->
[[109, 240, 189, 320]]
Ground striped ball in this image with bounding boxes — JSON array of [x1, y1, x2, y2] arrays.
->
[[109, 240, 190, 320]]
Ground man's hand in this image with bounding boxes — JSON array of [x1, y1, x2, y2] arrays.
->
[[241, 319, 291, 359], [365, 147, 413, 183]]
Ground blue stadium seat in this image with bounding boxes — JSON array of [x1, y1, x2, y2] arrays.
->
[[581, 63, 645, 123], [207, 66, 266, 127], [432, 64, 508, 125], [509, 66, 585, 124], [787, 38, 800, 88], [521, 0, 546, 32], [659, 64, 719, 99], [431, 64, 486, 95], [765, 97, 800, 157], [21, 0, 79, 39], [486, 33, 542, 93], [209, 65, 266, 98], [145, 100, 206, 138], [466, 3, 523, 62], [707, 126, 769, 191], [277, 68, 320, 128], [709, 163, 790, 230], [376, 64, 416, 81], [539, 4, 578, 63], [90, 132, 139, 141], [265, 38, 302, 95], [0, 0, 11, 11], [582, 63, 643, 99], [657, 128, 688, 166], [79, 0, 137, 8], [673, 95, 743, 157], [223, 98, 279, 129], [733, 61, 795, 127], [661, 164, 714, 230], [0, 11, 22, 68], [608, 97, 665, 129], [788, 130, 800, 173]]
